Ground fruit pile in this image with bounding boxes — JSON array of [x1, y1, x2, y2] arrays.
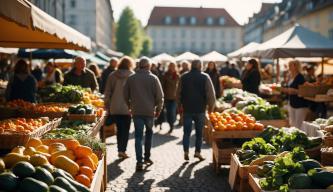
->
[[6, 100, 68, 113], [220, 76, 241, 88], [0, 118, 49, 134], [68, 104, 95, 115], [38, 84, 85, 103], [0, 138, 99, 191], [209, 111, 264, 131], [82, 92, 104, 109]]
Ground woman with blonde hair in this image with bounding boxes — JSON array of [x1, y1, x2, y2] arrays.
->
[[281, 60, 308, 129], [104, 56, 135, 159]]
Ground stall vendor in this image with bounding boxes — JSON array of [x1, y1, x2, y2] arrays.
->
[[281, 60, 308, 129], [63, 57, 99, 91]]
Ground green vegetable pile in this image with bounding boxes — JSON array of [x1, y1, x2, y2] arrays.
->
[[242, 104, 285, 120], [236, 126, 322, 165], [38, 84, 86, 103], [42, 120, 94, 139], [258, 147, 333, 191], [68, 104, 95, 115]]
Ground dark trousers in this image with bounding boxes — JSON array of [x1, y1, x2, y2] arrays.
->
[[133, 116, 154, 164], [114, 115, 131, 153], [165, 100, 177, 129]]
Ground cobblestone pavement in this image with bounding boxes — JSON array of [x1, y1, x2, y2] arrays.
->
[[105, 123, 231, 192]]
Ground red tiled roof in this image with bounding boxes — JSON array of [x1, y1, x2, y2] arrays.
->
[[147, 6, 240, 27]]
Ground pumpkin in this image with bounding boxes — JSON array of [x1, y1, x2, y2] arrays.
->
[[50, 150, 75, 164], [61, 139, 80, 151], [76, 156, 96, 171], [75, 174, 91, 187], [36, 145, 49, 153], [26, 138, 42, 148], [74, 146, 92, 159], [48, 143, 66, 154], [54, 155, 79, 177], [79, 166, 94, 180], [23, 147, 37, 156]]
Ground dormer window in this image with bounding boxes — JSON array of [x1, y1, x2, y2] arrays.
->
[[206, 17, 214, 25], [219, 17, 225, 25], [179, 16, 186, 25], [190, 16, 197, 25], [164, 16, 172, 25]]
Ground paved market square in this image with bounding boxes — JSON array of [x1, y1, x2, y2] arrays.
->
[[106, 123, 231, 192]]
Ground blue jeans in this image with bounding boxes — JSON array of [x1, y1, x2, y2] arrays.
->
[[133, 116, 154, 164], [113, 115, 131, 153], [165, 100, 177, 128], [183, 113, 205, 153]]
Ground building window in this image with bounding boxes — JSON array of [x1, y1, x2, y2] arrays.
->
[[206, 17, 214, 25], [172, 30, 176, 38], [219, 17, 225, 25], [162, 30, 167, 38], [179, 16, 186, 25], [329, 29, 333, 40], [68, 15, 77, 26], [164, 16, 172, 25], [190, 16, 197, 25], [70, 0, 76, 8], [306, 2, 314, 10], [181, 29, 186, 38], [201, 30, 206, 38], [191, 29, 196, 38]]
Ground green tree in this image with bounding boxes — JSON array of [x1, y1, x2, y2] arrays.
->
[[140, 36, 152, 56], [116, 7, 142, 57]]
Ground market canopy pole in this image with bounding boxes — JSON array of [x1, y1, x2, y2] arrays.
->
[[0, 0, 91, 51]]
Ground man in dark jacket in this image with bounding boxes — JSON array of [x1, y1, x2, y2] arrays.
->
[[124, 57, 164, 171], [63, 57, 99, 91], [177, 59, 216, 161], [100, 57, 119, 94]]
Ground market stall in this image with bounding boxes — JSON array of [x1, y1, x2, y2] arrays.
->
[[175, 51, 199, 61], [228, 42, 260, 59]]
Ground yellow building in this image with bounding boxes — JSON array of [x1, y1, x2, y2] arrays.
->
[[263, 2, 333, 42]]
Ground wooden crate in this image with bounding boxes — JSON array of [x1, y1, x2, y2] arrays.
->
[[249, 173, 332, 192], [298, 85, 330, 98], [305, 145, 322, 160], [321, 147, 333, 166], [229, 153, 258, 192], [259, 119, 289, 128], [212, 129, 263, 139], [212, 139, 239, 173], [324, 136, 333, 147], [67, 114, 96, 123], [90, 156, 106, 192]]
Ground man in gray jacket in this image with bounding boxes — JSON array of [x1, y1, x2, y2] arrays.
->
[[124, 57, 164, 171], [177, 59, 216, 161]]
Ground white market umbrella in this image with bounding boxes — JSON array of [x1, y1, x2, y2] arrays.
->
[[0, 47, 18, 54], [247, 24, 333, 58], [175, 51, 199, 61], [228, 42, 259, 58], [152, 53, 175, 63], [201, 51, 228, 62]]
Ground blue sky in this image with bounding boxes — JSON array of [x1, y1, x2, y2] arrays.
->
[[111, 0, 282, 26]]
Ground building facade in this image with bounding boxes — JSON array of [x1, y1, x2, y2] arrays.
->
[[146, 7, 242, 55], [30, 0, 115, 50], [244, 0, 333, 44], [244, 3, 275, 44]]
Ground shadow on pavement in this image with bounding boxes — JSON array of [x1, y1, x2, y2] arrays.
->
[[176, 134, 210, 150], [107, 158, 125, 182], [157, 161, 231, 192], [125, 170, 155, 192]]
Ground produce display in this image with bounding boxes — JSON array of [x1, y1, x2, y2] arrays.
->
[[0, 117, 49, 134], [82, 92, 104, 109], [38, 84, 86, 103], [256, 147, 333, 191], [68, 104, 95, 115], [312, 116, 333, 127], [209, 111, 264, 131], [43, 120, 95, 139], [236, 126, 323, 165], [220, 76, 241, 88], [221, 88, 285, 120], [6, 100, 68, 113], [259, 83, 281, 95], [0, 138, 100, 191]]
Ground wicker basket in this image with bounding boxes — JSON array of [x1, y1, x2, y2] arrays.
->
[[321, 147, 333, 166], [0, 122, 53, 149], [305, 145, 322, 160], [324, 136, 333, 147]]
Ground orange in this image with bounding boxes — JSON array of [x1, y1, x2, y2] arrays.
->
[[76, 156, 96, 170], [79, 166, 94, 180], [75, 174, 91, 187]]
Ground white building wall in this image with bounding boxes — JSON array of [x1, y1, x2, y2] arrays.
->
[[147, 26, 242, 55]]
